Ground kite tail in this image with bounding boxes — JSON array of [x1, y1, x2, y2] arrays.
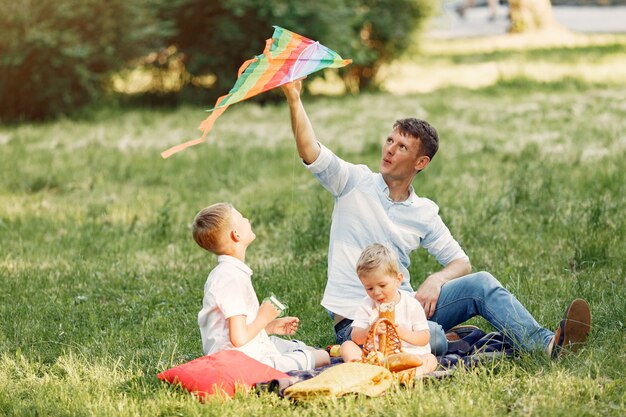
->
[[160, 105, 229, 159], [234, 37, 271, 78]]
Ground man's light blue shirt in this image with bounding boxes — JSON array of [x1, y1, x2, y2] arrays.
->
[[305, 143, 469, 319]]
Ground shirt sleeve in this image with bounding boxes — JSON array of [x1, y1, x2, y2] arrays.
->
[[407, 297, 429, 332], [304, 143, 368, 198], [213, 273, 251, 319], [351, 297, 375, 330], [420, 206, 469, 266]]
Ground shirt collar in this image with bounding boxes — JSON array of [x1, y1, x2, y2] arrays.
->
[[217, 255, 253, 276], [375, 173, 417, 206]]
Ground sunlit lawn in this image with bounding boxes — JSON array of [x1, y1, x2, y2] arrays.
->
[[382, 31, 626, 93], [1, 33, 625, 416]]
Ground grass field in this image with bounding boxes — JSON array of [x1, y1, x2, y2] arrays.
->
[[1, 33, 625, 416]]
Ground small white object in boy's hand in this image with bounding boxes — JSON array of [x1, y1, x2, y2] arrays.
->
[[263, 294, 289, 317]]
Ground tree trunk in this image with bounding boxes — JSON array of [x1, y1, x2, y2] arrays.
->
[[508, 0, 558, 33], [342, 65, 378, 94]]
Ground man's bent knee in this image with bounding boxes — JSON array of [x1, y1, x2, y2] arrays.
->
[[469, 271, 504, 297]]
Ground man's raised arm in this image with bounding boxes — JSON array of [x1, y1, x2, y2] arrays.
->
[[281, 80, 321, 165]]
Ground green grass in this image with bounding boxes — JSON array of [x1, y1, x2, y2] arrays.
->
[[1, 38, 626, 415], [382, 32, 626, 94]]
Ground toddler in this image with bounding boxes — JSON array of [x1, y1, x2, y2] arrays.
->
[[341, 243, 431, 362]]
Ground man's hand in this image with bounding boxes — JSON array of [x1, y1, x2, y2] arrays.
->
[[281, 78, 304, 101], [414, 274, 446, 319], [415, 258, 471, 318], [266, 317, 300, 335]]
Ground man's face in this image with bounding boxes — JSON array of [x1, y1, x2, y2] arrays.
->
[[379, 129, 426, 180]]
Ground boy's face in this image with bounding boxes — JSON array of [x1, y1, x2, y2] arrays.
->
[[358, 266, 402, 305], [230, 208, 256, 245]]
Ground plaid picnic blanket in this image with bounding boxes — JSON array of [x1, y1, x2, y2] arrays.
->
[[256, 326, 515, 397]]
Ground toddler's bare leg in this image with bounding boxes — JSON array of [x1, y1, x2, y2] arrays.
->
[[340, 340, 363, 362]]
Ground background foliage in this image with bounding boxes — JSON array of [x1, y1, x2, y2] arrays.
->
[[0, 0, 168, 121], [0, 0, 435, 121], [161, 0, 435, 100]]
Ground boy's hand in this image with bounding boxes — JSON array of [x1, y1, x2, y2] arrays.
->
[[266, 317, 300, 335], [258, 301, 281, 323]]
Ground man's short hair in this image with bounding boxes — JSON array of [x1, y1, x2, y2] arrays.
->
[[393, 118, 439, 160], [192, 202, 233, 254], [356, 243, 401, 277]]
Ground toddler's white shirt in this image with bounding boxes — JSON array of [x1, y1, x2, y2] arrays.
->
[[352, 290, 431, 356]]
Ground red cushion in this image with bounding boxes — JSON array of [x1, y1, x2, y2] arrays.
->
[[157, 350, 289, 399]]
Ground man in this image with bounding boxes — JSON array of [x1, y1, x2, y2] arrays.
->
[[281, 79, 591, 357]]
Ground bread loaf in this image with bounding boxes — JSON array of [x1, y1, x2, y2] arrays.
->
[[383, 352, 423, 372]]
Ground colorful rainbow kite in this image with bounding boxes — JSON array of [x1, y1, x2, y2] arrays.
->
[[161, 26, 352, 158]]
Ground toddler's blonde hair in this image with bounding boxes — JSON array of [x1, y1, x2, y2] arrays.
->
[[356, 243, 400, 277]]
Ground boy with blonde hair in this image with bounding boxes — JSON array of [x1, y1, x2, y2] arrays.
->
[[341, 243, 431, 362], [193, 202, 329, 372]]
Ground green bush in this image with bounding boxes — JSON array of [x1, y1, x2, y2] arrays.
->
[[0, 0, 435, 120], [0, 0, 168, 121], [162, 0, 436, 102]]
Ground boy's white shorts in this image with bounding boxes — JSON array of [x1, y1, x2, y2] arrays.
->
[[263, 336, 315, 372]]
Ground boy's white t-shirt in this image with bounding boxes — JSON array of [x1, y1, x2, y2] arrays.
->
[[198, 255, 279, 362], [351, 290, 431, 355]]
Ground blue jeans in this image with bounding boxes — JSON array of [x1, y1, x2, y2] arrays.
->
[[431, 271, 554, 352], [333, 317, 449, 355]]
